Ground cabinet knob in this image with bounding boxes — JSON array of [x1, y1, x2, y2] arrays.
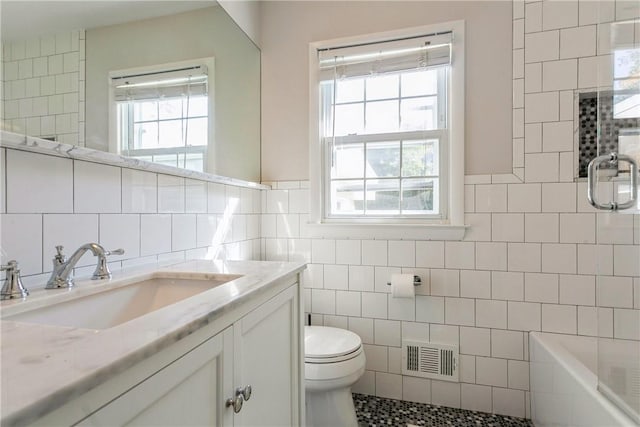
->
[[225, 394, 244, 413], [237, 385, 252, 401]]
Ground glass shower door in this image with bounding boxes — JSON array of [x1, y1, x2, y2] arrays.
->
[[592, 2, 640, 422]]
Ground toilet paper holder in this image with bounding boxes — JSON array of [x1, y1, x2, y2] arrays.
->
[[387, 275, 421, 286]]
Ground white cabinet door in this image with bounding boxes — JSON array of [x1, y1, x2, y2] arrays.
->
[[233, 285, 300, 427], [78, 327, 233, 427]]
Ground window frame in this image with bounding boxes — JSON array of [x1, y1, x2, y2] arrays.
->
[[308, 21, 466, 239]]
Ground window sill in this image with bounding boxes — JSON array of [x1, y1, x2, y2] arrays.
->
[[305, 222, 467, 240]]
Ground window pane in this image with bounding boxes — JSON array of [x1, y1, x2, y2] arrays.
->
[[402, 178, 437, 213], [331, 180, 364, 215], [401, 69, 438, 97], [366, 141, 400, 178], [334, 103, 364, 135], [187, 96, 208, 117], [402, 139, 438, 177], [153, 154, 178, 168], [365, 100, 399, 134], [185, 118, 208, 146], [365, 179, 400, 214], [366, 74, 398, 100], [159, 98, 183, 120], [133, 122, 158, 148], [336, 78, 364, 103], [158, 120, 183, 148], [401, 97, 438, 130], [133, 101, 158, 121], [333, 143, 364, 179]]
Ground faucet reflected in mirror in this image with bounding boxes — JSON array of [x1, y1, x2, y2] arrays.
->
[[45, 243, 124, 289]]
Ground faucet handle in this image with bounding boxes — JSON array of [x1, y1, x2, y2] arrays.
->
[[1, 260, 29, 300], [92, 248, 124, 280], [106, 248, 125, 256], [53, 245, 66, 264]]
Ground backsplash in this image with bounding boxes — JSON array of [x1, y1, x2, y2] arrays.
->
[[0, 147, 262, 290]]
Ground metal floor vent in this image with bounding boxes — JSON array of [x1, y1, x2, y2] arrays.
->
[[402, 340, 458, 382]]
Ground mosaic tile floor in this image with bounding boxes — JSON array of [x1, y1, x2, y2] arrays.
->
[[353, 393, 533, 427]]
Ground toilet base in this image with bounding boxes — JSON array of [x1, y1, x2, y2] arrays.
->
[[305, 387, 358, 427]]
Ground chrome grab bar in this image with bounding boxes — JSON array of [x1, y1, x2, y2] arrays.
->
[[587, 152, 638, 211]]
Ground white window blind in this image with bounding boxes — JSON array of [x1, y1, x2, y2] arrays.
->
[[112, 65, 208, 102]]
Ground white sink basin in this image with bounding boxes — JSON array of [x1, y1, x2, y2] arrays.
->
[[4, 274, 241, 330]]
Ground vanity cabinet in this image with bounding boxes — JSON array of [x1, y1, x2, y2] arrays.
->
[[32, 280, 302, 427]]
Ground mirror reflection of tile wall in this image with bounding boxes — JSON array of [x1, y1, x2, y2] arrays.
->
[[1, 31, 85, 146]]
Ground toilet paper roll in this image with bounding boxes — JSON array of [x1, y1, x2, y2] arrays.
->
[[390, 273, 415, 298]]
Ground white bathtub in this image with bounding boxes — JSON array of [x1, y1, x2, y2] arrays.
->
[[529, 332, 638, 426]]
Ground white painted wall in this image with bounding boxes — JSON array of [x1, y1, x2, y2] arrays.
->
[[260, 1, 513, 180], [219, 0, 262, 47]]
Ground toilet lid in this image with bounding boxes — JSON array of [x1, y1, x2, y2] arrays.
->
[[305, 326, 362, 359]]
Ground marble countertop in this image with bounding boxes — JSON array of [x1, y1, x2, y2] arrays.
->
[[0, 259, 306, 426]]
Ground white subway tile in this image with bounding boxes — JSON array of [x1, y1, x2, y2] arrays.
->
[[493, 388, 525, 418], [288, 238, 311, 263], [560, 25, 596, 58], [376, 372, 403, 400], [401, 321, 429, 342], [463, 213, 491, 241], [388, 295, 415, 321], [430, 324, 459, 346], [171, 214, 196, 251], [475, 242, 507, 271], [525, 31, 559, 63], [461, 384, 492, 413], [578, 244, 613, 275], [493, 271, 524, 301], [578, 306, 598, 336], [508, 183, 541, 212], [336, 291, 361, 317], [525, 2, 542, 33], [122, 169, 157, 213], [597, 276, 633, 308], [542, 183, 576, 212], [374, 319, 401, 346], [492, 329, 524, 360], [42, 214, 98, 269], [352, 371, 375, 395], [508, 243, 541, 272], [0, 214, 43, 275], [542, 120, 574, 152], [542, 0, 578, 30], [525, 152, 560, 183], [348, 265, 374, 292], [362, 240, 387, 266], [0, 150, 5, 213], [323, 315, 348, 329], [542, 60, 577, 92], [541, 304, 577, 334], [416, 241, 444, 268], [508, 301, 541, 330], [364, 344, 387, 372], [431, 269, 460, 297], [513, 78, 524, 109], [266, 189, 288, 213], [388, 240, 415, 267], [464, 185, 475, 213], [362, 292, 388, 319], [513, 109, 524, 139], [311, 239, 335, 264], [476, 356, 507, 387], [559, 90, 574, 122], [597, 213, 634, 244], [460, 270, 491, 299], [288, 189, 309, 214], [140, 214, 171, 256], [524, 63, 542, 94], [207, 183, 226, 214], [476, 300, 507, 329], [492, 213, 524, 242], [614, 309, 640, 340], [513, 0, 524, 19], [196, 214, 217, 248], [276, 214, 299, 238], [524, 213, 558, 243], [559, 274, 595, 306], [459, 354, 476, 383], [614, 245, 640, 277], [157, 175, 184, 213], [445, 241, 475, 270], [185, 180, 207, 213], [559, 213, 595, 243], [311, 289, 336, 315], [6, 150, 73, 213], [261, 214, 276, 238], [324, 264, 348, 290], [403, 377, 431, 404], [445, 297, 475, 326], [349, 317, 374, 344], [513, 48, 524, 79], [460, 326, 490, 356], [73, 161, 121, 213], [579, 0, 599, 25], [431, 381, 461, 408], [99, 214, 139, 260], [475, 184, 507, 213], [374, 266, 399, 293], [615, 0, 640, 20], [303, 264, 324, 289], [415, 296, 444, 324], [541, 243, 577, 274]]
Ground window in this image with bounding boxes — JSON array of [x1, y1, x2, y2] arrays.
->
[[111, 61, 212, 172], [310, 22, 465, 237]]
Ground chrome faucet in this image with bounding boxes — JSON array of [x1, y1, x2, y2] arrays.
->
[[45, 244, 124, 289], [0, 260, 29, 300]]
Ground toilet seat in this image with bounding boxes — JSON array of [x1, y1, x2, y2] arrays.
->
[[305, 326, 363, 364]]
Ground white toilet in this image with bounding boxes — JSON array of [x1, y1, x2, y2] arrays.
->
[[304, 326, 366, 427]]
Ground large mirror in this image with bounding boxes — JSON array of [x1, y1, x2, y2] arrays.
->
[[0, 1, 260, 182]]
